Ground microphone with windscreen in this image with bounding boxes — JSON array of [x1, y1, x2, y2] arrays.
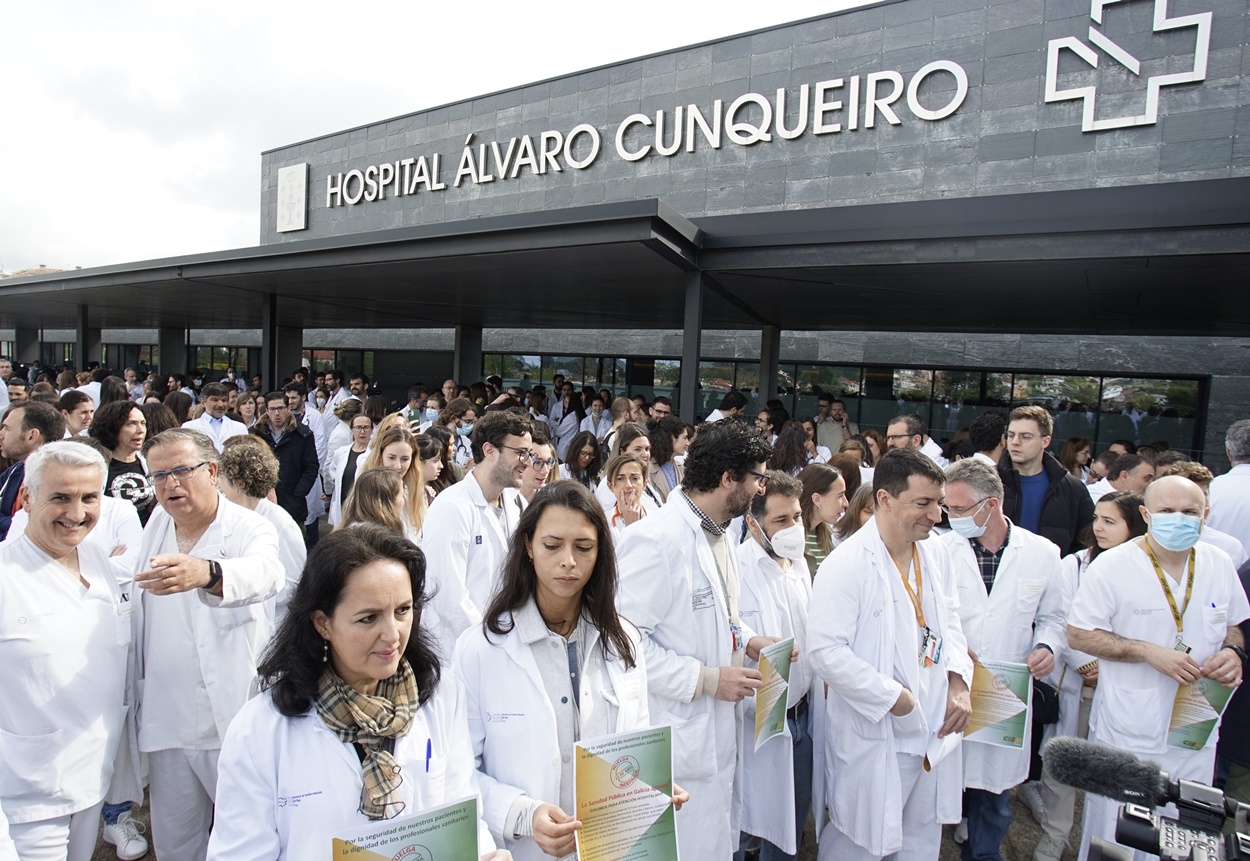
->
[[1043, 737, 1250, 861]]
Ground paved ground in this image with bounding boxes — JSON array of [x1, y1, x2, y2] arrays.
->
[[92, 784, 1085, 860]]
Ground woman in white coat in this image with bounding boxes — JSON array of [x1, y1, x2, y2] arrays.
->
[[208, 525, 506, 861], [454, 481, 684, 861], [323, 412, 375, 527]]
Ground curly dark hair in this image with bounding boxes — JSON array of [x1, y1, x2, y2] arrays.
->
[[647, 416, 686, 467], [89, 400, 145, 452], [682, 420, 773, 494], [259, 524, 441, 717], [768, 423, 808, 476]]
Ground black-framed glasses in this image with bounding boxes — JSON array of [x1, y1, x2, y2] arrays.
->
[[746, 469, 770, 486], [148, 461, 209, 486], [530, 457, 558, 470], [497, 444, 534, 464]]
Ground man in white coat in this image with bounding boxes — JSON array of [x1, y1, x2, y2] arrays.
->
[[1209, 419, 1250, 555], [132, 428, 282, 861], [737, 471, 815, 861], [181, 383, 248, 452], [0, 442, 129, 861], [617, 420, 774, 861], [420, 409, 532, 658], [808, 448, 973, 861], [1069, 475, 1249, 861], [938, 460, 1069, 861]]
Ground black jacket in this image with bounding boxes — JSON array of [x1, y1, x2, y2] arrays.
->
[[251, 422, 319, 524], [998, 451, 1094, 555]]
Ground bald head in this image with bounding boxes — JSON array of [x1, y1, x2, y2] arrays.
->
[[1142, 475, 1206, 517]]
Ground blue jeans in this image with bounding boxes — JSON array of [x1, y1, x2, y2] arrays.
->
[[962, 788, 1012, 861], [732, 707, 814, 861], [101, 801, 133, 825]]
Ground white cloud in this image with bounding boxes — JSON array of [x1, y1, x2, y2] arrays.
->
[[0, 0, 874, 271]]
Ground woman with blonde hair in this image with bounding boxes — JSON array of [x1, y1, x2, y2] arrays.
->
[[357, 426, 426, 538], [337, 468, 406, 535]]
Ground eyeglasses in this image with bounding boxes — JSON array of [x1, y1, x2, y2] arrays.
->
[[746, 469, 770, 486], [652, 407, 671, 416], [885, 433, 917, 441], [148, 461, 209, 486], [941, 497, 990, 518], [351, 424, 373, 432], [497, 444, 534, 464], [266, 406, 289, 413], [530, 457, 557, 470]]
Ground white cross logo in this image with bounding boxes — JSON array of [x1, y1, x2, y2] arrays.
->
[[1044, 0, 1212, 132]]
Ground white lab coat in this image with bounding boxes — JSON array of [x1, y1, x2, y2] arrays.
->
[[940, 523, 1069, 793], [1208, 464, 1250, 556], [322, 443, 366, 527], [133, 498, 284, 745], [1070, 540, 1250, 860], [453, 609, 650, 861], [1202, 526, 1249, 570], [735, 538, 821, 855], [182, 414, 249, 452], [325, 419, 351, 464], [579, 413, 610, 442], [1042, 551, 1098, 744], [207, 677, 496, 861], [553, 413, 580, 461], [807, 518, 972, 858], [3, 493, 142, 587], [419, 473, 522, 660], [0, 538, 128, 823], [252, 498, 307, 623], [616, 493, 752, 861]]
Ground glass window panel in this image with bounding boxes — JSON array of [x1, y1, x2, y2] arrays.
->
[[793, 365, 862, 423], [363, 352, 375, 378], [1098, 377, 1200, 457], [698, 360, 736, 420], [735, 363, 761, 413], [653, 359, 680, 409], [547, 356, 584, 387]]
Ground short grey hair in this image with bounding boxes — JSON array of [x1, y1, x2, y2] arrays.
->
[[944, 458, 1004, 501], [1226, 420, 1250, 465], [25, 440, 107, 494], [143, 427, 220, 464]]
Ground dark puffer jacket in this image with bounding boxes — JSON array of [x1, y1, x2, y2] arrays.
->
[[250, 422, 319, 525], [999, 451, 1094, 555]]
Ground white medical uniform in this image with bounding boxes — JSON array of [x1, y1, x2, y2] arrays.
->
[[808, 517, 972, 861], [181, 414, 248, 452], [1070, 540, 1250, 861], [420, 472, 522, 659], [736, 538, 820, 856], [941, 524, 1069, 793], [0, 537, 128, 861], [134, 499, 283, 861], [1209, 463, 1250, 556], [453, 603, 650, 861], [251, 497, 307, 623], [3, 493, 142, 587], [616, 493, 754, 861], [207, 677, 495, 861]]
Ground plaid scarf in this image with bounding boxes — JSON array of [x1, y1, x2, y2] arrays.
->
[[314, 659, 418, 820]]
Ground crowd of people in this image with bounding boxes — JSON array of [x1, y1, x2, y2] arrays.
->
[[0, 355, 1247, 861]]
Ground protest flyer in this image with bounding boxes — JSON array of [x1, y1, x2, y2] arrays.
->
[[331, 796, 478, 861], [575, 726, 678, 861], [1168, 677, 1234, 751], [965, 660, 1031, 749], [755, 637, 796, 752]]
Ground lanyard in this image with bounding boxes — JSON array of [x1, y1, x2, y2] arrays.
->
[[891, 544, 926, 628], [1144, 540, 1195, 638]]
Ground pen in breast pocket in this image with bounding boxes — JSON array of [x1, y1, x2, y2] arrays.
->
[[425, 738, 432, 773]]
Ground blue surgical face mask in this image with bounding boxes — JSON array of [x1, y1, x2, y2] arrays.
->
[[424, 407, 440, 421], [457, 424, 473, 437], [1148, 511, 1203, 552], [948, 498, 990, 539]]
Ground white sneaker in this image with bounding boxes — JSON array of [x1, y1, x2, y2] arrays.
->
[[1018, 780, 1046, 824], [953, 817, 969, 844], [102, 810, 149, 860]]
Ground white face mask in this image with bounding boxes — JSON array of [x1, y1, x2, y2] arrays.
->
[[947, 497, 990, 540], [764, 522, 807, 560]]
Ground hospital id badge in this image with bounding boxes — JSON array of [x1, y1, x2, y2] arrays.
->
[[920, 626, 943, 668], [1174, 637, 1191, 654], [731, 624, 744, 653]]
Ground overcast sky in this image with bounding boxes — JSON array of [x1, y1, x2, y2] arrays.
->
[[1, 1, 875, 273]]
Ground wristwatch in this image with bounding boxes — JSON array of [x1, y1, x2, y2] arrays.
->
[[203, 560, 223, 591], [1221, 642, 1248, 665]]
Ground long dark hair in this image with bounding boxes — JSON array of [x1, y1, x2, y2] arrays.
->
[[563, 430, 602, 488], [648, 416, 686, 467], [564, 391, 587, 425], [483, 481, 635, 669], [1086, 490, 1147, 560], [423, 425, 459, 493], [769, 423, 809, 476], [163, 391, 193, 424], [259, 524, 441, 718]]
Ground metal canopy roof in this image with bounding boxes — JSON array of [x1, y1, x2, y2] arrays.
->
[[3, 179, 1249, 338]]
